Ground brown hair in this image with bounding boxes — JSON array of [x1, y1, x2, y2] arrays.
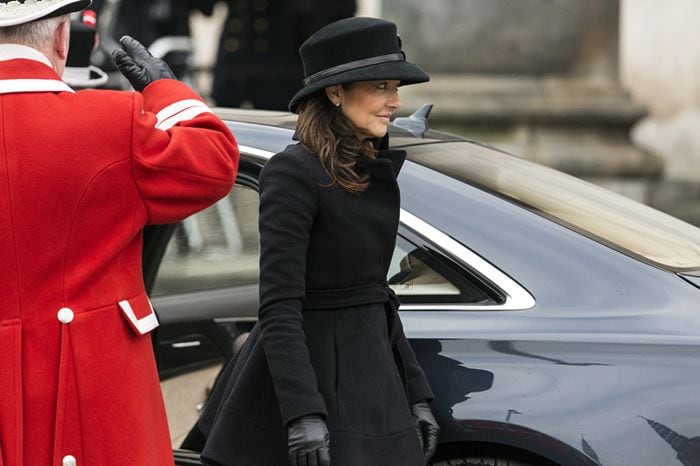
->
[[296, 88, 377, 194]]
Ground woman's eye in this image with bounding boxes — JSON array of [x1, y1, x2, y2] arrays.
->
[[377, 83, 388, 90]]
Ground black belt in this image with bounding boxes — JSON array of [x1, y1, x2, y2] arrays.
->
[[303, 283, 392, 310]]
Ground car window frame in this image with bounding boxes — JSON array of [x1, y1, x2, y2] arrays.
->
[[389, 231, 502, 305], [396, 209, 534, 311]]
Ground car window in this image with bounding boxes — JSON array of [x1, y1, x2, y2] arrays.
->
[[409, 142, 700, 271], [151, 184, 260, 297], [388, 235, 497, 305], [388, 237, 461, 296], [152, 184, 497, 305]]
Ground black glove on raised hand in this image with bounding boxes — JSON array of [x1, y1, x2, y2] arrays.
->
[[111, 36, 176, 92], [411, 401, 440, 464], [287, 415, 331, 466]]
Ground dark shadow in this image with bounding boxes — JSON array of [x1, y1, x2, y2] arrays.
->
[[489, 340, 610, 366], [640, 416, 700, 466], [412, 339, 494, 439], [581, 434, 602, 465]]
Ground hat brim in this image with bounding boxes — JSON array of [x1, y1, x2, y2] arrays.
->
[[63, 64, 108, 88], [288, 60, 429, 113], [0, 0, 91, 27]]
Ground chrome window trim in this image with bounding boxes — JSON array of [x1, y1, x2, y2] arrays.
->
[[398, 210, 535, 311], [239, 145, 274, 161], [236, 146, 535, 311]]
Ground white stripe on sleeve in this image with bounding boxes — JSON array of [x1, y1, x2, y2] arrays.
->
[[154, 99, 213, 130], [156, 105, 214, 131]]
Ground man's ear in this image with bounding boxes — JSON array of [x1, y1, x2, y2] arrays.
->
[[324, 85, 343, 106], [55, 19, 70, 60]]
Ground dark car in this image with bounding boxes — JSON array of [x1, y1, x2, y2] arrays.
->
[[145, 108, 700, 466]]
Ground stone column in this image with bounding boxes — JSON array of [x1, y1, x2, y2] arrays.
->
[[356, 0, 382, 18], [382, 0, 659, 182], [384, 0, 618, 78], [621, 0, 700, 224]]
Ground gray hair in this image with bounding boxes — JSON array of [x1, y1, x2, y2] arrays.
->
[[0, 15, 68, 49]]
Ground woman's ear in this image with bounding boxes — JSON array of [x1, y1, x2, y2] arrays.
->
[[324, 85, 343, 107]]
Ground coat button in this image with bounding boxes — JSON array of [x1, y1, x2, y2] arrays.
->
[[57, 307, 74, 324], [62, 455, 77, 466]]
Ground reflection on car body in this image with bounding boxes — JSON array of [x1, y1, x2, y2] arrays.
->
[[145, 108, 700, 466]]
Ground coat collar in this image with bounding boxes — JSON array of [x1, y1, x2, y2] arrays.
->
[[293, 131, 407, 179], [358, 148, 406, 180], [374, 148, 407, 178], [0, 44, 53, 67], [0, 44, 74, 94], [358, 133, 406, 179]]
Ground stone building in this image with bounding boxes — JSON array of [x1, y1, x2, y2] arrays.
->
[[366, 0, 700, 225], [621, 0, 700, 223]]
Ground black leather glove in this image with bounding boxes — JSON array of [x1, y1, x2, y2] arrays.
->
[[111, 35, 176, 92], [287, 415, 331, 466], [411, 401, 440, 464]]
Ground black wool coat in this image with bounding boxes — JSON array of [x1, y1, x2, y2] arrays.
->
[[196, 142, 434, 466]]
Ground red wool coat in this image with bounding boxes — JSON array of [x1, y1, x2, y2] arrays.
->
[[0, 44, 239, 466]]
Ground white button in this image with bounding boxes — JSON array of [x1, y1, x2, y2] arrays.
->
[[62, 455, 77, 466], [57, 308, 74, 324]]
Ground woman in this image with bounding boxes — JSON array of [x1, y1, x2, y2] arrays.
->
[[195, 17, 439, 466]]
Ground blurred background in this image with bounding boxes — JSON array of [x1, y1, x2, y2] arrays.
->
[[85, 0, 700, 227]]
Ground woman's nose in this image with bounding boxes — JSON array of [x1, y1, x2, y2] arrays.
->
[[388, 91, 401, 109]]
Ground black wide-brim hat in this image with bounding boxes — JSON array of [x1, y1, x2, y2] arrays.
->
[[289, 16, 430, 113], [0, 0, 91, 27]]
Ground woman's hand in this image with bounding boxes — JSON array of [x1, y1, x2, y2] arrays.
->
[[411, 401, 440, 464], [287, 415, 331, 466]]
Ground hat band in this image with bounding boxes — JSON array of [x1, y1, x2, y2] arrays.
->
[[303, 53, 405, 87]]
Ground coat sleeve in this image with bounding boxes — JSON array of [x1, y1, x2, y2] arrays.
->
[[387, 288, 434, 404], [257, 150, 328, 426], [130, 79, 239, 224]]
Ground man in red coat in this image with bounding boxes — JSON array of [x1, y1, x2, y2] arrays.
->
[[0, 1, 239, 465]]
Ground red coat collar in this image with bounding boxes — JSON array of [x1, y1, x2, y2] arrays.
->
[[0, 44, 74, 94]]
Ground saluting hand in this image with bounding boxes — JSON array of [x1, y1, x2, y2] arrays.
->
[[287, 415, 331, 466], [111, 36, 176, 92]]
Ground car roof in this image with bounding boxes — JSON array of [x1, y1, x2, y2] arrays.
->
[[214, 107, 470, 152], [216, 107, 700, 277]]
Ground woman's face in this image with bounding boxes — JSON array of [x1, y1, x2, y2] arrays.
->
[[327, 80, 402, 140]]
